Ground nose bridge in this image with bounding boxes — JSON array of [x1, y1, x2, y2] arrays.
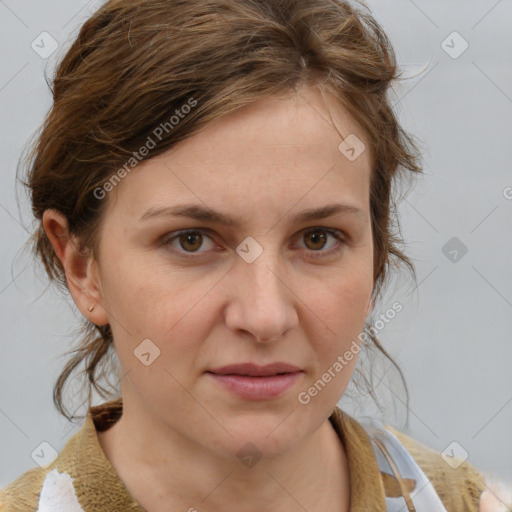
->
[[247, 254, 284, 303], [243, 246, 287, 311], [228, 241, 297, 342], [237, 235, 282, 289]]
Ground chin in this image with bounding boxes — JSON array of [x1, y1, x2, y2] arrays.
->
[[216, 414, 306, 460]]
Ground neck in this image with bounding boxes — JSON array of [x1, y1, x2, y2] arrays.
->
[[97, 400, 350, 512]]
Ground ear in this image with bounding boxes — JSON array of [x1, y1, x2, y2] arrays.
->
[[42, 209, 109, 326]]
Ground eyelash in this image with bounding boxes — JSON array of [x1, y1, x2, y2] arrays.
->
[[161, 227, 346, 261]]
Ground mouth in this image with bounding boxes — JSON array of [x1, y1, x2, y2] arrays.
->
[[206, 363, 304, 400], [207, 362, 303, 377]]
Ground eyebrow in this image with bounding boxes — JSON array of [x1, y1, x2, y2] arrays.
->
[[138, 202, 365, 227]]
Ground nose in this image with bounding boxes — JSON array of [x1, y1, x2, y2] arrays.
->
[[224, 253, 299, 343]]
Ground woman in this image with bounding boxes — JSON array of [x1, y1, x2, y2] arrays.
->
[[0, 0, 509, 510]]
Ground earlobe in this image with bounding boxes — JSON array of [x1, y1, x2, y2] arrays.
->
[[42, 209, 109, 326]]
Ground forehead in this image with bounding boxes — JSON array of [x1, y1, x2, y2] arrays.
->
[[174, 86, 371, 170], [105, 86, 372, 222]]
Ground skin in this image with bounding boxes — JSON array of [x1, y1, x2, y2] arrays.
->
[[480, 485, 512, 512], [43, 85, 375, 512]]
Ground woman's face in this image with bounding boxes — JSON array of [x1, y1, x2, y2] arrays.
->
[[92, 85, 374, 459]]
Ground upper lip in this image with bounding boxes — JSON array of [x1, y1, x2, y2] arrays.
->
[[208, 362, 302, 377]]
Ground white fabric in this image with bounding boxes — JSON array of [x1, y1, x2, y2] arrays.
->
[[362, 421, 448, 512], [36, 469, 85, 512]]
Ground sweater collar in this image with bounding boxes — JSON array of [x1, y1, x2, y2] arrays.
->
[[68, 401, 387, 511]]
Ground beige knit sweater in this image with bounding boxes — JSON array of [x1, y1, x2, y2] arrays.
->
[[0, 400, 488, 511]]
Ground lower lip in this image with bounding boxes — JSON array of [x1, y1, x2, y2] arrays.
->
[[207, 371, 303, 400]]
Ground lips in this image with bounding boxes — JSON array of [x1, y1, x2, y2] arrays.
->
[[206, 362, 304, 400], [207, 362, 302, 377]]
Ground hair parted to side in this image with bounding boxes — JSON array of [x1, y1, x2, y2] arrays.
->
[[19, 0, 423, 421]]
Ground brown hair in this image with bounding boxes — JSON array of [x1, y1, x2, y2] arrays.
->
[[19, 0, 423, 421]]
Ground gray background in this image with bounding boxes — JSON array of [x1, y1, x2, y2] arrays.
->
[[1, 0, 511, 490]]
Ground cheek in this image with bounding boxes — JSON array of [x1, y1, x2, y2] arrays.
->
[[98, 249, 192, 325], [303, 260, 373, 371], [98, 253, 219, 369], [309, 264, 373, 333], [298, 271, 371, 407]]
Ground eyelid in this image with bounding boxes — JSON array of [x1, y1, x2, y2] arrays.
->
[[295, 227, 346, 259], [161, 226, 346, 260], [161, 228, 219, 258]]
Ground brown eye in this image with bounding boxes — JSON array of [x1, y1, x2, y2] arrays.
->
[[163, 229, 216, 257], [179, 232, 203, 252], [303, 230, 328, 250], [298, 227, 345, 259]]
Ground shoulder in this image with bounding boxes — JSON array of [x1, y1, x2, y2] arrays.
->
[[0, 465, 52, 511], [0, 400, 137, 512], [0, 466, 85, 511], [0, 416, 86, 511], [386, 425, 487, 512]]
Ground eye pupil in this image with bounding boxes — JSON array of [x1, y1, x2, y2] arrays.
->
[[180, 233, 202, 251], [169, 228, 339, 258], [304, 230, 327, 250]]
